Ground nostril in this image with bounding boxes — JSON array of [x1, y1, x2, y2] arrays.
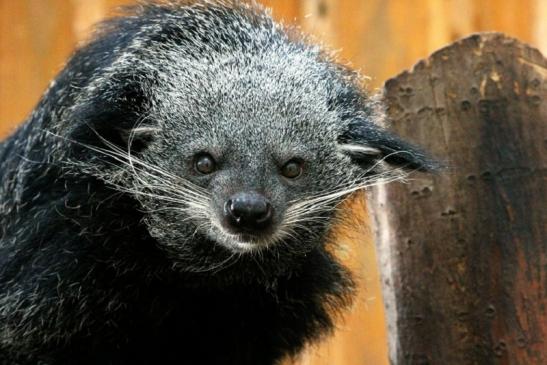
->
[[255, 202, 272, 224], [225, 199, 241, 222]]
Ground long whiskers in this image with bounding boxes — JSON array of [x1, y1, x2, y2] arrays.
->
[[44, 130, 210, 214], [45, 129, 416, 263], [284, 152, 414, 228]]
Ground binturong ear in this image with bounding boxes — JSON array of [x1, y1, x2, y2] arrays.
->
[[337, 118, 440, 173], [67, 77, 159, 160]]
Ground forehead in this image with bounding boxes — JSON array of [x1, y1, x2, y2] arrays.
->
[[153, 50, 342, 149]]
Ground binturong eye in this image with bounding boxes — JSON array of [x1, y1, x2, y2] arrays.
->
[[194, 153, 216, 174], [281, 159, 303, 179]]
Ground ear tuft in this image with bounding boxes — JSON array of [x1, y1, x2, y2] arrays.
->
[[337, 144, 382, 157], [66, 77, 159, 161], [116, 126, 161, 153], [338, 119, 441, 173]]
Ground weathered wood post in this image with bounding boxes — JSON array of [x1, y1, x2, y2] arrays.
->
[[370, 33, 546, 364]]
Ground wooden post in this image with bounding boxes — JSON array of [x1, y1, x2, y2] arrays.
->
[[370, 33, 546, 364]]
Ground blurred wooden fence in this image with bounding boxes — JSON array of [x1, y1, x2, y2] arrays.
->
[[1, 1, 546, 364]]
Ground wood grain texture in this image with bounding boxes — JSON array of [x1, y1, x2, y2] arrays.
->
[[372, 33, 546, 364]]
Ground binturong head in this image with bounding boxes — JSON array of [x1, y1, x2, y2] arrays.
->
[[57, 1, 438, 274]]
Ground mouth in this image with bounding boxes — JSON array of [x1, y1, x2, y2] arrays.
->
[[208, 220, 285, 253], [223, 223, 278, 239], [228, 239, 265, 253], [224, 231, 274, 252]]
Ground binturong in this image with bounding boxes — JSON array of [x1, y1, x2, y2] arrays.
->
[[0, 1, 438, 364]]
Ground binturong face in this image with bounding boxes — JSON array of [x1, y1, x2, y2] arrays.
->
[[61, 3, 437, 274], [139, 52, 368, 255]]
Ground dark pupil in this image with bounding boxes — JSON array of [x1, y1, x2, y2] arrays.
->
[[196, 155, 215, 174], [283, 161, 301, 178]]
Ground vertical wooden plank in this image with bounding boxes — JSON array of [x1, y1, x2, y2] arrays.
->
[[426, 0, 450, 52], [0, 0, 76, 137], [446, 0, 474, 40], [534, 0, 547, 55], [473, 0, 536, 45], [374, 32, 547, 365], [260, 0, 300, 24], [73, 0, 137, 43], [72, 0, 107, 42]]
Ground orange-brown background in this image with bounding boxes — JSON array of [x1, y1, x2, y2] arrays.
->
[[1, 1, 545, 364]]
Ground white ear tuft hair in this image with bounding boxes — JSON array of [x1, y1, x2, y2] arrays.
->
[[337, 143, 382, 156]]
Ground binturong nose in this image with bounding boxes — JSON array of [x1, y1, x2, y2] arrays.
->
[[224, 192, 273, 233]]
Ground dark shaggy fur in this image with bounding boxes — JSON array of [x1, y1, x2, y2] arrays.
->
[[0, 1, 435, 364]]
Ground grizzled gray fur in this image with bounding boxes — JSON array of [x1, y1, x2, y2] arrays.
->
[[0, 1, 435, 364]]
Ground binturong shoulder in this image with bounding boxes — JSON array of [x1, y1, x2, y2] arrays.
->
[[0, 1, 438, 364]]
